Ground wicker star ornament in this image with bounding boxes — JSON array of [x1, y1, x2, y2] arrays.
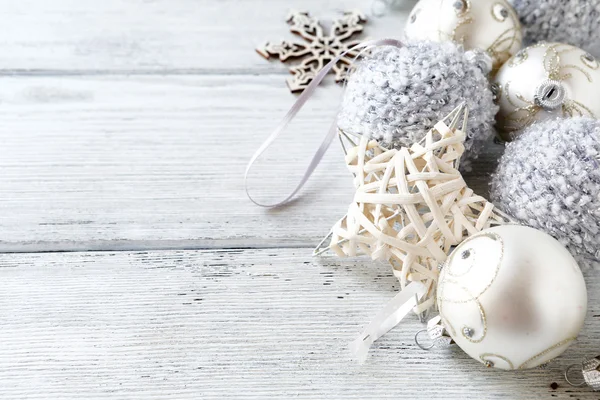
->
[[315, 105, 511, 311]]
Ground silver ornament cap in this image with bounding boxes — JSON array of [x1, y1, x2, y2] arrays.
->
[[565, 356, 600, 391], [415, 315, 455, 350], [534, 79, 566, 110], [582, 357, 600, 390]]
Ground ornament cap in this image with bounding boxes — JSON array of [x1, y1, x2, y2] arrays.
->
[[534, 79, 566, 110], [415, 315, 455, 350], [565, 357, 600, 391]]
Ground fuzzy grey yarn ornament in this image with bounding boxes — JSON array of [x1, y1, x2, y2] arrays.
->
[[337, 41, 498, 168], [509, 0, 600, 55], [490, 117, 600, 264]]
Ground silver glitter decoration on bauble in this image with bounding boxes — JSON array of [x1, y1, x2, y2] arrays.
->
[[509, 0, 600, 55], [337, 40, 498, 170], [490, 117, 600, 264]]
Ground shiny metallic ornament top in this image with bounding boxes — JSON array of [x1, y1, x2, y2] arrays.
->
[[565, 356, 600, 391], [582, 357, 600, 390], [534, 79, 566, 110], [415, 315, 455, 350]]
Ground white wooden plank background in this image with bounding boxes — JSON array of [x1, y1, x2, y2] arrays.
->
[[1, 249, 599, 399], [2, 0, 414, 73], [0, 75, 501, 252], [1, 0, 598, 399]]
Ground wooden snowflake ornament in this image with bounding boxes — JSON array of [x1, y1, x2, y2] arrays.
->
[[315, 105, 511, 310], [256, 10, 367, 92]]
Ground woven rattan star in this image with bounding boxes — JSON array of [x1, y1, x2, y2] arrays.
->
[[315, 105, 511, 310], [256, 10, 367, 93]]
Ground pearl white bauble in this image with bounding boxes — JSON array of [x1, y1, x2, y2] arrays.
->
[[437, 225, 587, 370], [494, 42, 600, 139], [404, 0, 522, 70]]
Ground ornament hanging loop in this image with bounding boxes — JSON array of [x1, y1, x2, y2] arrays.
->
[[245, 38, 405, 208], [414, 315, 455, 351], [414, 329, 435, 351], [564, 363, 586, 387], [565, 356, 600, 391]]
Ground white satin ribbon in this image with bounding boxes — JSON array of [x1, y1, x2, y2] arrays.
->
[[349, 281, 427, 363], [244, 38, 405, 208]]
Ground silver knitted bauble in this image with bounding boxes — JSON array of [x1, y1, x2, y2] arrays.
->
[[509, 0, 600, 55], [490, 117, 600, 264], [337, 41, 498, 167]]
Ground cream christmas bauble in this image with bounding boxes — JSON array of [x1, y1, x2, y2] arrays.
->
[[437, 225, 587, 370], [494, 42, 600, 139], [404, 0, 522, 71]]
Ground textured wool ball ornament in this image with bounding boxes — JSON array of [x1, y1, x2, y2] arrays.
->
[[437, 225, 587, 370], [491, 118, 600, 263], [509, 0, 600, 55], [337, 41, 498, 167], [405, 0, 522, 70], [494, 42, 600, 139]]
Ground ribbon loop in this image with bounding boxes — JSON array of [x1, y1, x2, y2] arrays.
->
[[244, 38, 405, 208]]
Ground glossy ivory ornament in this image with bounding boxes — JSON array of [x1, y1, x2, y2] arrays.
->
[[404, 0, 522, 70], [494, 42, 600, 138], [437, 225, 587, 370]]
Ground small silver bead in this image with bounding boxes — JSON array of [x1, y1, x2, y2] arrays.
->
[[500, 8, 508, 18], [463, 327, 474, 337], [461, 249, 471, 259], [453, 0, 465, 11], [584, 53, 595, 62], [484, 360, 494, 368]]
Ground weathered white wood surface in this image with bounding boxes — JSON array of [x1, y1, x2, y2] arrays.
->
[[0, 0, 428, 252], [0, 75, 501, 252], [2, 0, 414, 73], [1, 249, 599, 399], [2, 0, 596, 399]]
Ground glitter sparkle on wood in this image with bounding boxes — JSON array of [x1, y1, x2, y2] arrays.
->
[[256, 10, 367, 93]]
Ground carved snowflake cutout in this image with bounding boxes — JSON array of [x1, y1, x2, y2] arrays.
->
[[256, 10, 367, 92]]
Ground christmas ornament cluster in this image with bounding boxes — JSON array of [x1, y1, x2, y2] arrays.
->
[[332, 0, 599, 372], [325, 104, 588, 371], [249, 0, 600, 380], [337, 0, 600, 262]]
